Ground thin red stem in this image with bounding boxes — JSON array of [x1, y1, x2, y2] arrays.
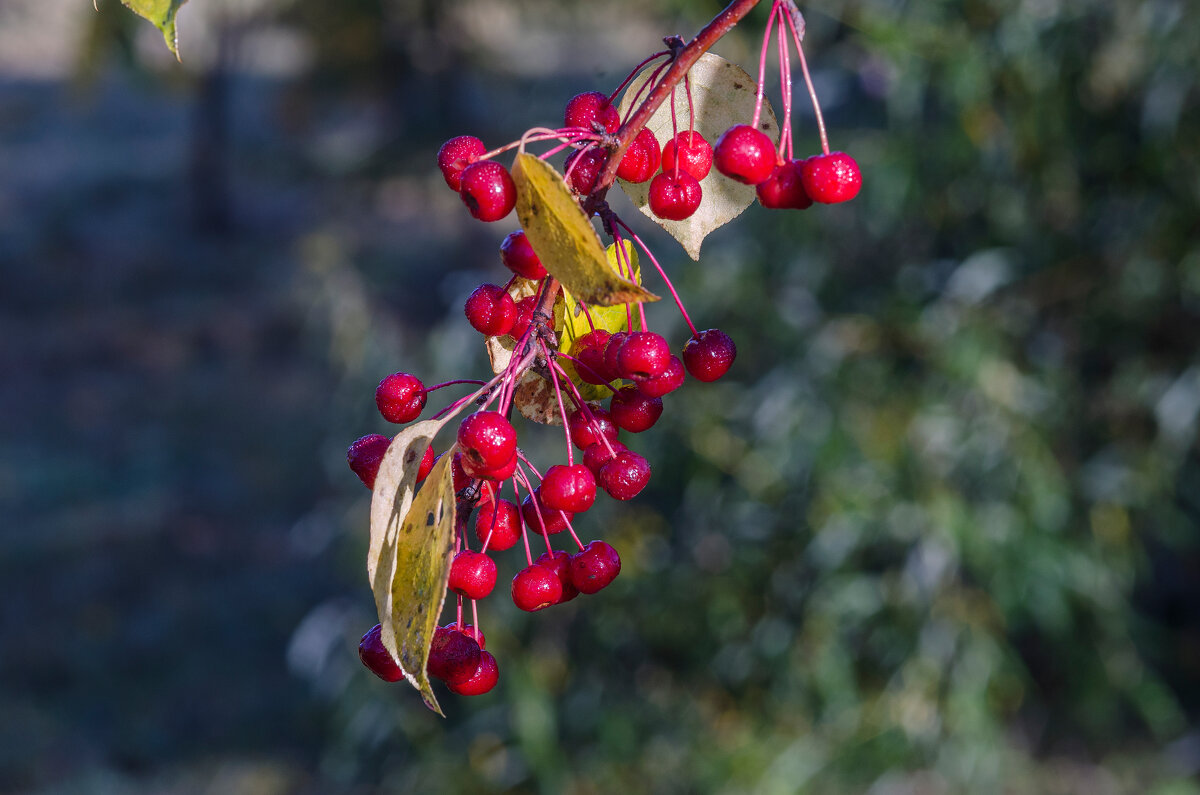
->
[[615, 218, 699, 336], [608, 51, 672, 105], [785, 10, 829, 155]]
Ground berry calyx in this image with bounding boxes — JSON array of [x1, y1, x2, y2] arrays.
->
[[661, 130, 714, 180], [347, 433, 391, 489], [756, 159, 813, 210], [499, 230, 547, 280], [358, 623, 403, 682], [636, 355, 685, 398], [462, 448, 518, 482], [521, 490, 573, 535], [437, 135, 486, 192], [475, 497, 521, 551], [713, 124, 776, 185], [535, 549, 579, 604], [682, 328, 737, 382], [648, 171, 703, 221], [448, 651, 499, 696], [427, 625, 482, 685], [583, 440, 626, 477], [616, 128, 662, 183], [457, 411, 517, 472], [598, 450, 651, 500], [617, 331, 671, 380], [448, 550, 497, 600], [459, 161, 517, 222], [564, 91, 620, 133], [540, 464, 597, 514], [376, 373, 427, 424], [799, 152, 862, 204], [464, 284, 517, 337], [512, 564, 563, 611], [570, 540, 622, 594], [609, 385, 664, 433], [568, 406, 620, 450], [564, 147, 606, 194]]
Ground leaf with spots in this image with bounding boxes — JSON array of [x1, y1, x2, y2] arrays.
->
[[617, 53, 778, 260]]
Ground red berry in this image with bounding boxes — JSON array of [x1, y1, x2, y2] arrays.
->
[[569, 540, 622, 594], [567, 406, 620, 450], [564, 147, 605, 194], [427, 625, 482, 685], [564, 91, 620, 133], [682, 328, 737, 382], [376, 373, 426, 424], [540, 464, 597, 514], [447, 622, 486, 649], [713, 124, 776, 185], [347, 433, 391, 489], [358, 624, 403, 682], [475, 497, 521, 551], [416, 445, 436, 482], [636, 355, 685, 398], [800, 152, 861, 204], [464, 283, 517, 336], [461, 447, 517, 482], [756, 159, 813, 210], [616, 128, 661, 183], [448, 651, 499, 696], [571, 329, 615, 385], [648, 171, 703, 221], [602, 331, 629, 382], [457, 411, 517, 472], [509, 295, 537, 341], [437, 135, 486, 192], [448, 550, 497, 600], [617, 331, 671, 380], [512, 564, 563, 611], [535, 549, 579, 603], [661, 130, 714, 180], [582, 440, 626, 477], [598, 450, 651, 500], [521, 489, 573, 535], [609, 385, 663, 433], [459, 161, 516, 222], [499, 230, 547, 280]]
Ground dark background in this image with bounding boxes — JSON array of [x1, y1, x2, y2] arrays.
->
[[2, 0, 1199, 792]]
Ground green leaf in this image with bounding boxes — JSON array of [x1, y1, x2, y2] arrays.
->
[[617, 53, 778, 260], [118, 0, 188, 60], [512, 153, 660, 307]]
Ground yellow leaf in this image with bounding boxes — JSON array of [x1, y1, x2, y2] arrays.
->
[[556, 241, 644, 402], [512, 153, 660, 307]]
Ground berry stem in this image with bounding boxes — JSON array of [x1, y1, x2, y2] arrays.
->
[[426, 379, 488, 393], [783, 7, 829, 156], [777, 7, 793, 159], [513, 470, 535, 566], [541, 340, 576, 466], [592, 0, 768, 199], [751, 0, 780, 130], [607, 50, 672, 106], [614, 218, 699, 336]]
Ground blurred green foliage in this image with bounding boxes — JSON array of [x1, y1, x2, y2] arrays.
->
[[4, 0, 1199, 792]]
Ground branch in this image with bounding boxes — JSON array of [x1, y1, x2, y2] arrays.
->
[[590, 0, 766, 201]]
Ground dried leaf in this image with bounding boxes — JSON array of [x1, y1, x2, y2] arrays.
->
[[617, 53, 778, 260], [486, 277, 542, 374], [512, 153, 660, 307], [514, 372, 564, 425], [118, 0, 188, 59]]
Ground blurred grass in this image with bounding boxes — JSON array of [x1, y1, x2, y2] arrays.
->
[[1, 0, 1199, 792]]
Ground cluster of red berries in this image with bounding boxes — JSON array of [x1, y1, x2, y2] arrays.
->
[[346, 0, 857, 707]]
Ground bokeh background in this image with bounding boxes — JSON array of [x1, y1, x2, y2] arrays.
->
[[2, 0, 1199, 792]]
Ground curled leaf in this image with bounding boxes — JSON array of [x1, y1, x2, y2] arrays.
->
[[512, 153, 660, 307], [617, 53, 778, 260]]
